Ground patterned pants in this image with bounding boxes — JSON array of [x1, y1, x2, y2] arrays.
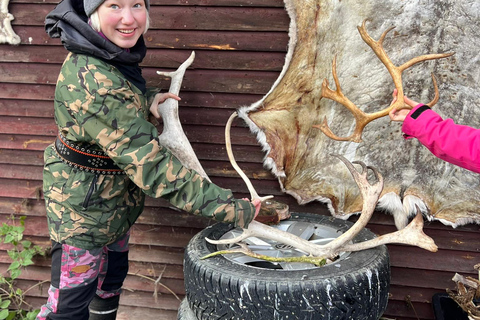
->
[[36, 232, 130, 320]]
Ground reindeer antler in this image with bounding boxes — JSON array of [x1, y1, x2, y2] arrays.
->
[[207, 155, 437, 263], [314, 19, 454, 143], [225, 112, 273, 202]]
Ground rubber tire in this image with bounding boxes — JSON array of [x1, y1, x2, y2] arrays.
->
[[183, 212, 390, 320], [178, 298, 198, 320]]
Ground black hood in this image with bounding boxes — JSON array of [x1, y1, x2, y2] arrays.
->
[[45, 0, 147, 92]]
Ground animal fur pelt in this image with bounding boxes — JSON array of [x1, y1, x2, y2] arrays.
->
[[238, 0, 480, 228]]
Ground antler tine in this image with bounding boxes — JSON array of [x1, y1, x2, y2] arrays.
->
[[315, 56, 369, 143], [342, 206, 438, 253], [332, 154, 383, 200], [426, 73, 439, 107], [399, 52, 455, 72]]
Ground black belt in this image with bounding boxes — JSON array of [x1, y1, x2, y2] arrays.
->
[[54, 134, 125, 175]]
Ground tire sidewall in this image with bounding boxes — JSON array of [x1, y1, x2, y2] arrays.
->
[[184, 212, 390, 320]]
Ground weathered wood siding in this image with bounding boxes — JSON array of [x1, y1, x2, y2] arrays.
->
[[0, 0, 478, 319]]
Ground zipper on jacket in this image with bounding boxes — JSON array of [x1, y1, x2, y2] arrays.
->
[[82, 174, 99, 210]]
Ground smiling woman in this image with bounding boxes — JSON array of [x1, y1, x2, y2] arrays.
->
[[38, 0, 261, 319]]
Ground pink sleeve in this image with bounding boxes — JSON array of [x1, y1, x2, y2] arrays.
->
[[402, 104, 480, 173]]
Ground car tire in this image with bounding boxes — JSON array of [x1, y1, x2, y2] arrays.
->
[[177, 297, 198, 320], [183, 212, 390, 320]]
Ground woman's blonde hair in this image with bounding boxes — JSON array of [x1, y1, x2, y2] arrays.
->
[[89, 9, 150, 34]]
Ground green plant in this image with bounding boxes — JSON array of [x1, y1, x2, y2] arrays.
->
[[0, 215, 46, 320]]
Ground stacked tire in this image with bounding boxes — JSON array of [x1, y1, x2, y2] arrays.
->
[[179, 212, 390, 320]]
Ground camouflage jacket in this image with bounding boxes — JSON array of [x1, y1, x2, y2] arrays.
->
[[43, 53, 255, 249]]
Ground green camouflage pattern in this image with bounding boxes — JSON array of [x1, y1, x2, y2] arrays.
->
[[43, 53, 255, 249]]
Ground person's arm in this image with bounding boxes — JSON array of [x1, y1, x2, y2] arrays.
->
[[401, 104, 480, 173], [71, 61, 257, 227], [389, 90, 480, 173]]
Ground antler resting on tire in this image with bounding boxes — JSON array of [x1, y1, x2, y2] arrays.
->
[[314, 19, 454, 143], [206, 155, 437, 262]]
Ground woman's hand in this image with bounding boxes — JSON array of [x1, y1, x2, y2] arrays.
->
[[388, 89, 420, 122], [149, 92, 181, 119], [252, 198, 262, 218]]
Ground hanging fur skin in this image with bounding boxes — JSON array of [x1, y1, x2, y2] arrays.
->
[[238, 0, 480, 229]]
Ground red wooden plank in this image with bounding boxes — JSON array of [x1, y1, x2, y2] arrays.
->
[[1, 63, 280, 94], [147, 6, 289, 31], [148, 68, 280, 94], [389, 284, 444, 305], [0, 164, 42, 180], [11, 0, 285, 7], [0, 99, 54, 118], [0, 116, 57, 135], [15, 26, 290, 52], [0, 149, 44, 166], [0, 178, 42, 199], [117, 306, 178, 320], [0, 62, 60, 84], [0, 134, 54, 151], [129, 227, 197, 248], [128, 245, 184, 265], [123, 273, 185, 297], [143, 49, 287, 70], [0, 46, 287, 71], [0, 83, 55, 101], [389, 266, 471, 291], [0, 198, 47, 217], [387, 244, 480, 274], [129, 261, 185, 280], [11, 5, 290, 32]]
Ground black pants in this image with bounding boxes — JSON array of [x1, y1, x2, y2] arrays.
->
[[37, 237, 129, 320]]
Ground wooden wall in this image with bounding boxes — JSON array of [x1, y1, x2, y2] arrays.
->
[[0, 0, 478, 319]]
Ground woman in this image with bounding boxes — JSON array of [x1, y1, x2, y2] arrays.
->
[[389, 89, 480, 173], [39, 1, 260, 319]]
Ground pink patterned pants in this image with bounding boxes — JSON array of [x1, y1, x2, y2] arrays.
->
[[37, 232, 130, 320]]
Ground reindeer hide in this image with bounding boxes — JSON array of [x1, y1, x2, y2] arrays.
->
[[238, 0, 480, 228]]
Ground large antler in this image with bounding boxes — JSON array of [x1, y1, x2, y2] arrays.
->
[[314, 19, 454, 143], [207, 155, 437, 262], [156, 52, 210, 181]]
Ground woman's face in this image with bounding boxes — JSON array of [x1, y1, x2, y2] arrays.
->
[[97, 0, 147, 49]]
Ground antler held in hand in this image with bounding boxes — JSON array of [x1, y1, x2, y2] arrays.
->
[[314, 19, 454, 143]]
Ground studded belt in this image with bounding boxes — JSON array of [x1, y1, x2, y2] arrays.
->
[[54, 134, 125, 175]]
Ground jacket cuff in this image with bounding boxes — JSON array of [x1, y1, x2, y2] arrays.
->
[[402, 104, 430, 139], [409, 104, 431, 119]]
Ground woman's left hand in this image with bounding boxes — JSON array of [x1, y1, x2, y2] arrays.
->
[[149, 92, 181, 119]]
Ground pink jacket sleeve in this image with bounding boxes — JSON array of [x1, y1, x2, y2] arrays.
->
[[402, 104, 480, 173]]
